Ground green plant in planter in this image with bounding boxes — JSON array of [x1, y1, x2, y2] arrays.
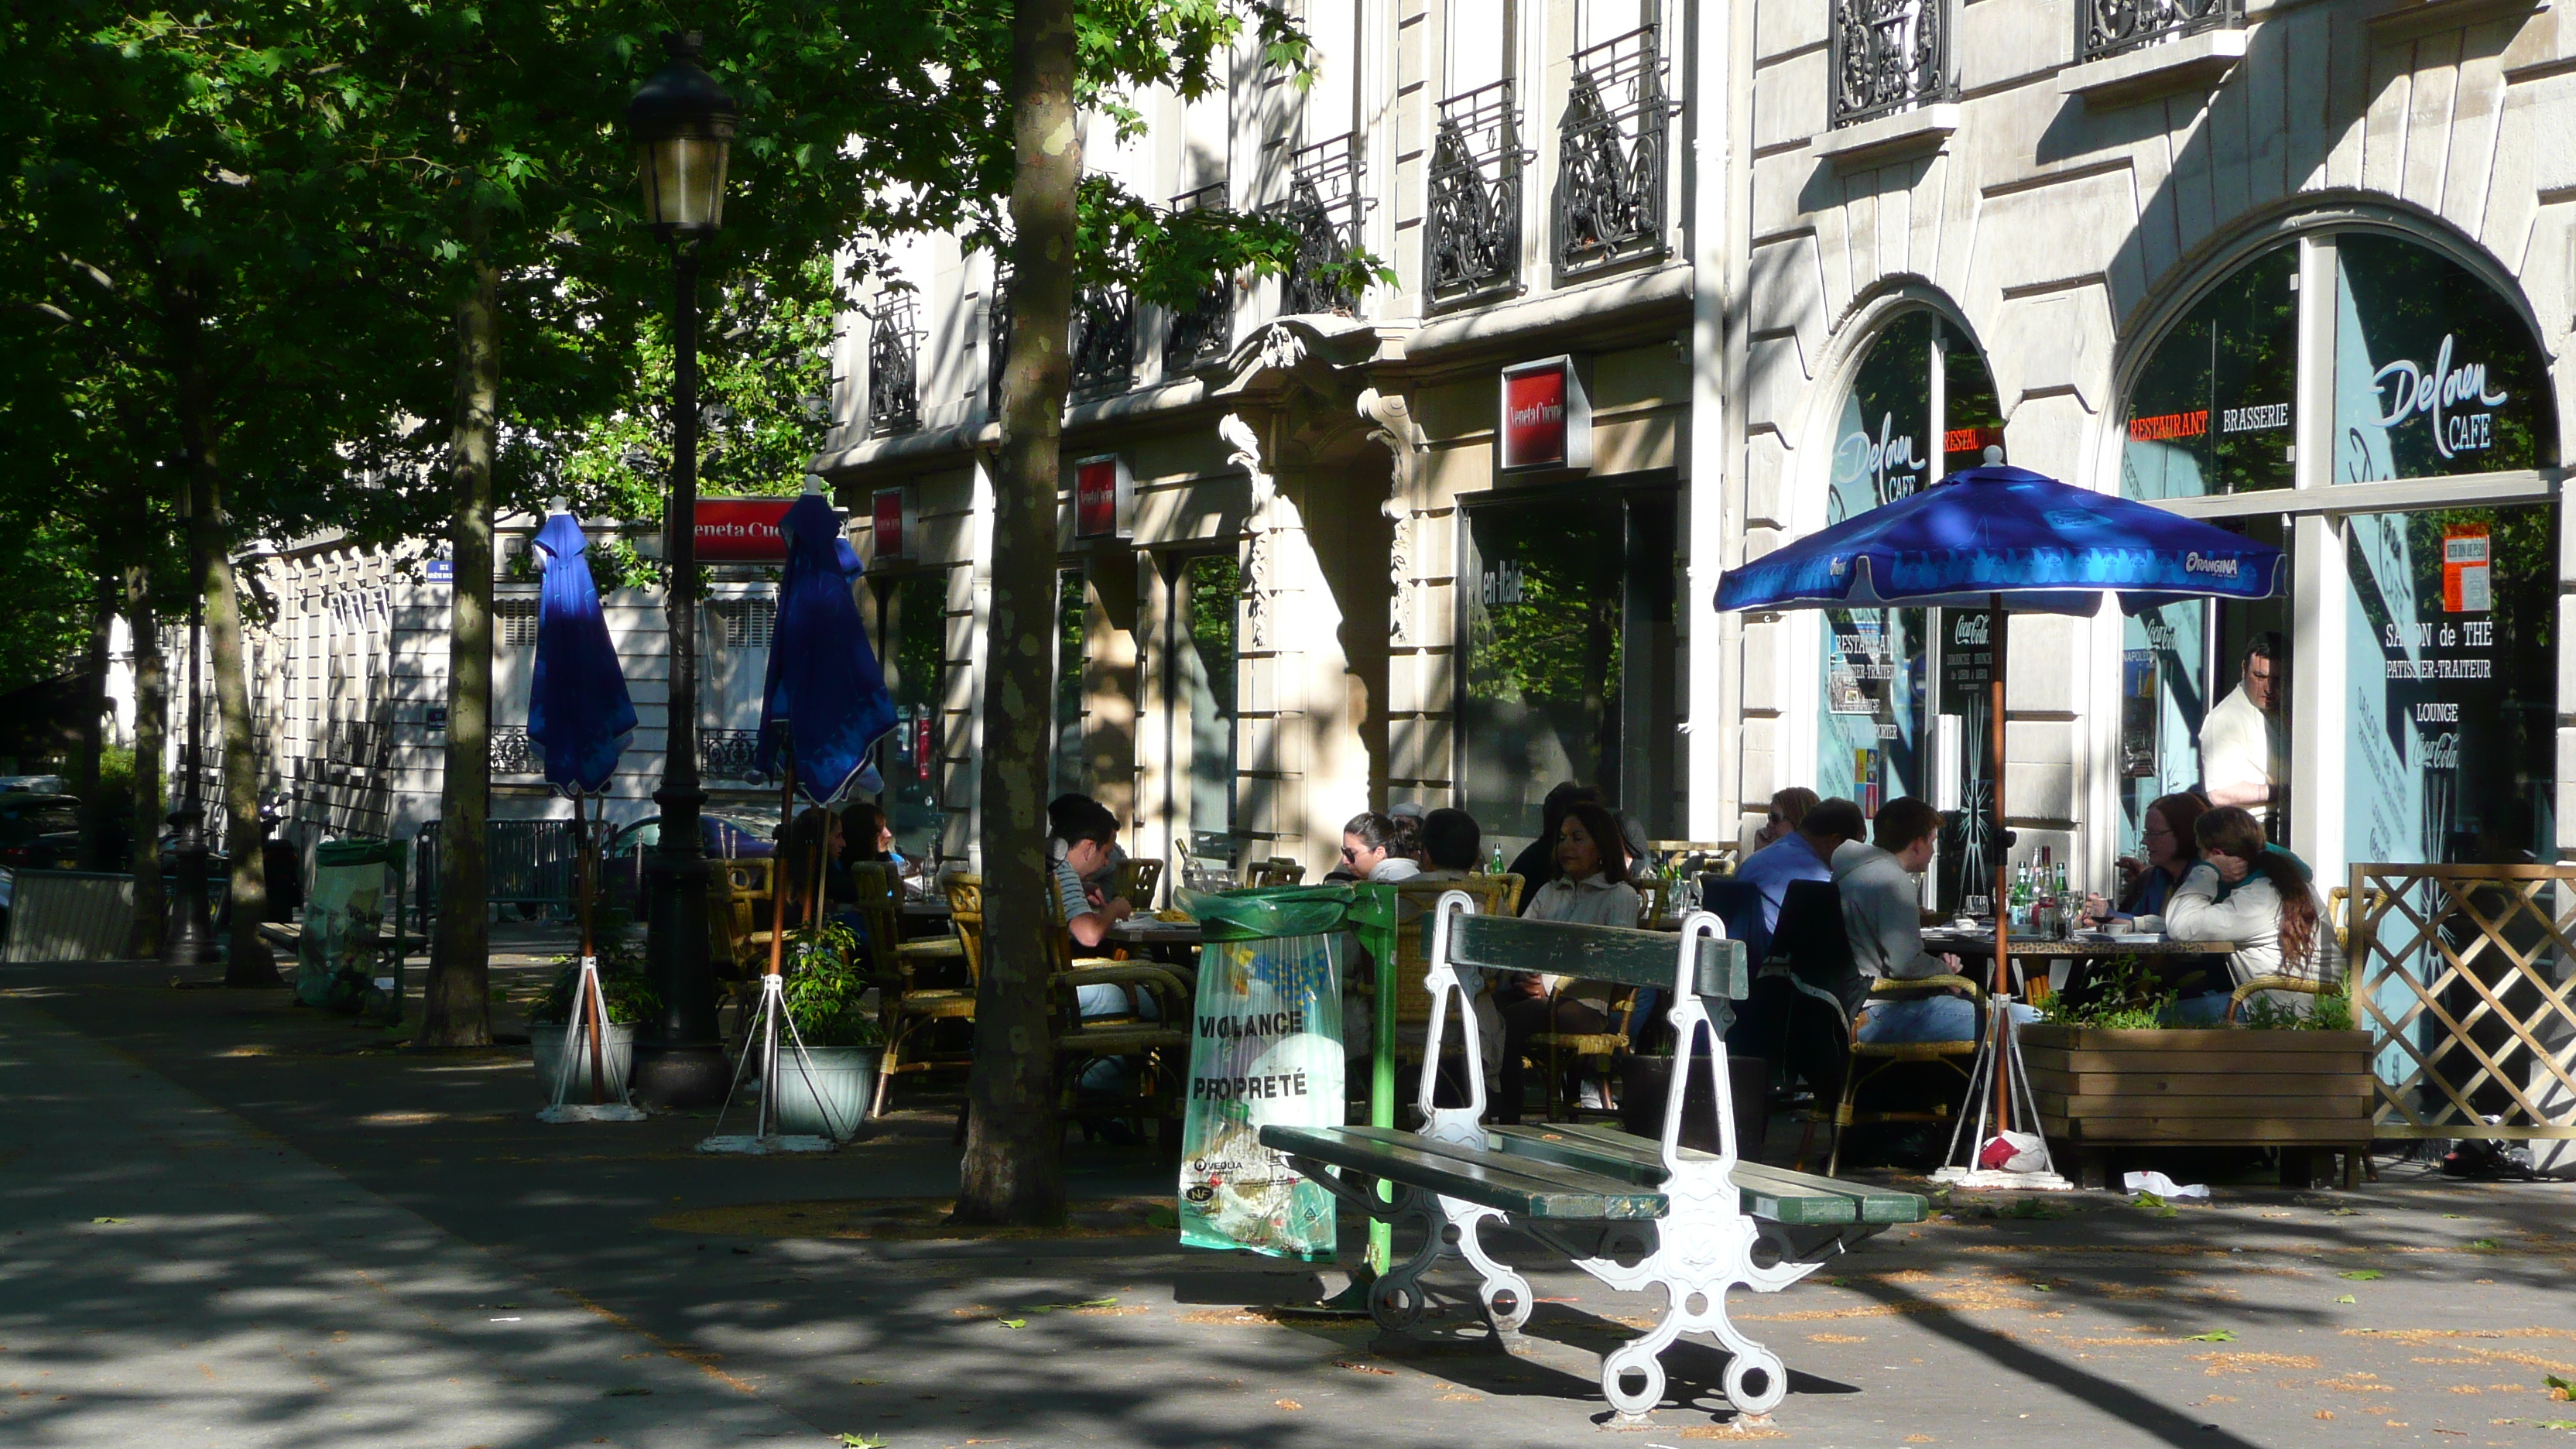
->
[[2235, 987, 2354, 1031], [783, 921, 886, 1049], [528, 963, 664, 1027], [2038, 954, 2177, 1029]]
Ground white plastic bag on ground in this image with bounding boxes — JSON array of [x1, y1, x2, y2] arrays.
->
[[1977, 1130, 2049, 1173], [2122, 1169, 2210, 1199]]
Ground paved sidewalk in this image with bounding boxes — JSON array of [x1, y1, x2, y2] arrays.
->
[[5, 962, 2575, 1448]]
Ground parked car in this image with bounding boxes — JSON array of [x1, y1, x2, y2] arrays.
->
[[598, 812, 778, 916], [0, 791, 83, 871]]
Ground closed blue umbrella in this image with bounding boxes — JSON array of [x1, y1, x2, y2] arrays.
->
[[527, 507, 640, 1115], [754, 488, 898, 808], [529, 509, 638, 796]]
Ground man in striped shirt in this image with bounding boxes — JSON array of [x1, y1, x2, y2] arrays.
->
[[1050, 797, 1139, 1021]]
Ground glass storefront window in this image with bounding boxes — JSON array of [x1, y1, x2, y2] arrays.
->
[[2121, 246, 2298, 501], [1052, 567, 1087, 796], [872, 574, 946, 862], [2332, 235, 2554, 485], [1817, 309, 2002, 820], [1459, 487, 1677, 844], [2342, 502, 2556, 865], [1176, 553, 1238, 841]]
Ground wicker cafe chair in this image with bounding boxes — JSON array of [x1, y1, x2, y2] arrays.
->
[[871, 872, 983, 1117], [1246, 857, 1307, 888], [1652, 840, 1741, 879], [1467, 871, 1527, 914], [707, 856, 773, 975], [1112, 857, 1166, 912], [1043, 881, 1191, 1138], [1531, 976, 1649, 1122], [1831, 974, 1988, 1175], [1632, 875, 1672, 927], [1382, 877, 1518, 1109]]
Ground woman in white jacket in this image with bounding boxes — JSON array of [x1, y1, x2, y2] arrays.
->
[[2150, 805, 2339, 1023]]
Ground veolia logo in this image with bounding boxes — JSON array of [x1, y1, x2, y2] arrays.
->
[[2371, 334, 2509, 460], [2182, 552, 2241, 577], [1833, 412, 1924, 507]]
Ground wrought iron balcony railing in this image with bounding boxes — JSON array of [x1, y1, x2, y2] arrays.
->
[[2076, 0, 2241, 65], [1555, 27, 1678, 277], [1162, 183, 1235, 372], [1279, 134, 1368, 316], [1427, 80, 1527, 306], [1831, 0, 1954, 129], [699, 729, 766, 785], [868, 293, 920, 436], [490, 725, 537, 776], [1069, 284, 1135, 396]]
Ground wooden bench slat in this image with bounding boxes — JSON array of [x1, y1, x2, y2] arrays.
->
[[1446, 913, 1746, 1000], [1258, 1125, 1668, 1221], [1485, 1124, 1930, 1226]]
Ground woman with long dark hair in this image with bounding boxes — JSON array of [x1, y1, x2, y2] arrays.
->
[[2084, 791, 2208, 923], [2159, 804, 2336, 1021], [1493, 801, 1643, 1121]]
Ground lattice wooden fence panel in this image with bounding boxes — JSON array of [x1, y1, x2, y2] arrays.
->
[[2348, 863, 2576, 1146]]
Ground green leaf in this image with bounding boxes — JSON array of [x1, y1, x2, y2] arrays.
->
[[2530, 1420, 2576, 1432], [90, 1217, 128, 1225], [839, 1436, 892, 1448], [2466, 1238, 2502, 1250], [2338, 1269, 2383, 1281], [997, 1318, 1025, 1329], [2544, 1373, 2574, 1397], [2333, 1294, 2357, 1304], [2328, 1208, 2362, 1217], [2184, 1331, 2236, 1343]]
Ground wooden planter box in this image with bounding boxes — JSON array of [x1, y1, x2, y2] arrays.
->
[[2019, 1024, 2376, 1188]]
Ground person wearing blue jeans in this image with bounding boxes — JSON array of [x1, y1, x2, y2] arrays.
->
[[1838, 797, 2041, 1044]]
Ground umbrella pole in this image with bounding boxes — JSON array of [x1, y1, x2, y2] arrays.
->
[[577, 794, 606, 1106], [1989, 594, 2012, 1137], [762, 754, 796, 1139]]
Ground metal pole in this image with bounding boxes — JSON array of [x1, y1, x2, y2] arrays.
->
[[1989, 593, 2012, 1136], [636, 238, 724, 1106], [163, 500, 215, 971], [578, 793, 605, 1105]]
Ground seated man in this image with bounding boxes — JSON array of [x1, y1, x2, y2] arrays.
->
[[1835, 796, 2036, 1043], [1050, 799, 1144, 1022], [1732, 795, 1864, 964]]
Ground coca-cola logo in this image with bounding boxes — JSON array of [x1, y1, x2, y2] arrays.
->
[[1951, 614, 1989, 646]]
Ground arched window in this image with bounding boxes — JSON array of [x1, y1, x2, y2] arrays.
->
[[1815, 308, 2002, 850]]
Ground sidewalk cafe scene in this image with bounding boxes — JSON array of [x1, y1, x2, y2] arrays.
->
[[15, 1, 2576, 1440]]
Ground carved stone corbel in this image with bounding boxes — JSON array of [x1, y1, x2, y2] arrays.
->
[[1358, 387, 1427, 646]]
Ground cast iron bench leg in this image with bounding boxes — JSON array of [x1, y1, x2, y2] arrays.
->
[[1278, 1154, 1451, 1334], [1420, 1106, 1534, 1331]]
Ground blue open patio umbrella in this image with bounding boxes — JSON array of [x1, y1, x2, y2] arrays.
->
[[1712, 463, 2284, 992], [1715, 462, 2287, 1178], [754, 487, 899, 810]]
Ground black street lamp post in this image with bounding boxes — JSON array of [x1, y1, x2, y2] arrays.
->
[[163, 477, 217, 971], [625, 32, 738, 1107]]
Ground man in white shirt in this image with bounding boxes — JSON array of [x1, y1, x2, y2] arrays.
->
[[2199, 634, 2283, 811]]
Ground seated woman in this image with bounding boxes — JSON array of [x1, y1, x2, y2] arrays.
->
[[1494, 802, 1641, 1122], [2084, 791, 2207, 924], [2150, 805, 2338, 1023], [1341, 810, 1424, 883]]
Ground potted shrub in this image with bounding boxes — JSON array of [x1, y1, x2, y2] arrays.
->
[[2019, 957, 2374, 1187], [527, 957, 663, 1105], [766, 921, 886, 1140]]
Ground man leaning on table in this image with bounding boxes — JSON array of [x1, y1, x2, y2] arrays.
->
[[1835, 796, 2039, 1043]]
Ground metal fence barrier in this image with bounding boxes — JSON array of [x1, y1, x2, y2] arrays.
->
[[413, 818, 581, 918], [2348, 863, 2576, 1166]]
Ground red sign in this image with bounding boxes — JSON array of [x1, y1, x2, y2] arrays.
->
[[2443, 524, 2490, 613], [1074, 457, 1123, 539], [872, 488, 907, 561], [694, 498, 793, 562], [2127, 409, 2210, 442], [1497, 356, 1591, 472]]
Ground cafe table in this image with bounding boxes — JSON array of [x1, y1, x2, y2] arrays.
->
[[1918, 928, 2236, 1002]]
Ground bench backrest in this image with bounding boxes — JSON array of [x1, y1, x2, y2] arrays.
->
[[1444, 911, 1746, 1002]]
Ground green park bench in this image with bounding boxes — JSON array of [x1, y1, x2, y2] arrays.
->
[[1262, 903, 1927, 1421]]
